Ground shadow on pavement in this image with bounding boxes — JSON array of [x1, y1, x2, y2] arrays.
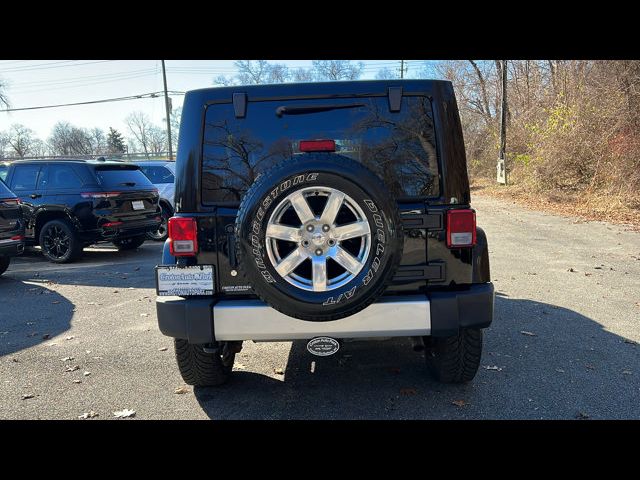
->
[[194, 294, 640, 419], [5, 243, 161, 289], [0, 276, 74, 357]]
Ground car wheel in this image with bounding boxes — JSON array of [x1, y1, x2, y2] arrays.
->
[[424, 328, 483, 383], [174, 339, 234, 386], [146, 207, 169, 241], [39, 219, 83, 264], [235, 154, 403, 321]]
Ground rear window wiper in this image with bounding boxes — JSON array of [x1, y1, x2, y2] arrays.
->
[[276, 103, 364, 117]]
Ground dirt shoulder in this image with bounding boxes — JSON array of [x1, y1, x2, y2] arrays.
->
[[471, 178, 640, 231]]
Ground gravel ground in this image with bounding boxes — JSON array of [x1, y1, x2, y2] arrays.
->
[[1, 195, 638, 420]]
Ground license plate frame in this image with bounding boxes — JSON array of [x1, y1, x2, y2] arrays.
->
[[155, 265, 214, 297]]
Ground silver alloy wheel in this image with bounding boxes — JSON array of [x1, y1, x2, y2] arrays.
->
[[148, 214, 168, 241], [265, 186, 372, 292]]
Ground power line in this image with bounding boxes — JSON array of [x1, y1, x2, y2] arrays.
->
[[0, 91, 185, 113], [0, 60, 114, 73]]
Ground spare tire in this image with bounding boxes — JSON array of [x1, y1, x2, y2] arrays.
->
[[235, 154, 403, 321]]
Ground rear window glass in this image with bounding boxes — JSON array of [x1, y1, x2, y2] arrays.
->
[[201, 96, 439, 204], [93, 166, 154, 189], [139, 165, 175, 184], [0, 165, 8, 182]]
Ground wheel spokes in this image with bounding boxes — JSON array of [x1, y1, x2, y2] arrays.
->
[[331, 246, 363, 274], [275, 246, 309, 277], [320, 191, 345, 226], [266, 224, 300, 242], [312, 256, 327, 292], [333, 221, 371, 241], [289, 191, 315, 224]]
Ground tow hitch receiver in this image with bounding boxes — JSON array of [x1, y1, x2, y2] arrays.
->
[[307, 337, 340, 357]]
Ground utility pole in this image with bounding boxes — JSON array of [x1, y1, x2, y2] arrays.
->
[[399, 60, 407, 79], [161, 60, 173, 161], [497, 59, 508, 185]]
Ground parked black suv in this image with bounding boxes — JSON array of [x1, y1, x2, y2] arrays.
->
[[0, 178, 25, 276], [155, 80, 494, 386], [2, 159, 162, 263]]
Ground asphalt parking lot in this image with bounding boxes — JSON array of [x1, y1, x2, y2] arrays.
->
[[1, 195, 639, 419]]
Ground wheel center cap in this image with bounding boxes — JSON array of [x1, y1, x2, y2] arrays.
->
[[311, 233, 325, 246]]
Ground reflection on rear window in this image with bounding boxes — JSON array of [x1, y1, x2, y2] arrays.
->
[[201, 96, 439, 203], [0, 178, 15, 196], [94, 167, 154, 188]]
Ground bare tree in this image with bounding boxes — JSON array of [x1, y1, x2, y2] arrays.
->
[[48, 121, 92, 156], [312, 60, 364, 81], [0, 131, 10, 159], [126, 111, 154, 158], [291, 68, 315, 82], [375, 67, 397, 79], [8, 124, 36, 158], [147, 126, 168, 156], [30, 139, 49, 157], [87, 128, 107, 155]]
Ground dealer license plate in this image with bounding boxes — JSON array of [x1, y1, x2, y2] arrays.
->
[[155, 265, 214, 296]]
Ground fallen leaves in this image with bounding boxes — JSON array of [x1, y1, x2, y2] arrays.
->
[[73, 380, 82, 384], [113, 409, 136, 418], [65, 336, 75, 340], [65, 365, 80, 372], [556, 368, 565, 373], [567, 268, 576, 272], [78, 411, 98, 419], [483, 365, 503, 371], [61, 356, 75, 362], [520, 331, 537, 337], [83, 371, 91, 377], [274, 367, 285, 375], [233, 363, 247, 370], [622, 370, 632, 375], [158, 347, 168, 352], [575, 412, 590, 420], [452, 399, 468, 407], [42, 334, 50, 340], [21, 394, 35, 400], [140, 313, 149, 317], [174, 385, 190, 394]]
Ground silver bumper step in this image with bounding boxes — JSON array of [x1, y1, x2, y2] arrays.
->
[[213, 295, 431, 341]]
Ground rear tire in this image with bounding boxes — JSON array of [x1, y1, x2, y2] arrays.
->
[[147, 206, 169, 241], [113, 235, 146, 250], [39, 219, 83, 264], [0, 257, 9, 276], [174, 339, 234, 387], [424, 328, 483, 383]]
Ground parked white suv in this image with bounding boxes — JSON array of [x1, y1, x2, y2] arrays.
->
[[135, 161, 176, 241]]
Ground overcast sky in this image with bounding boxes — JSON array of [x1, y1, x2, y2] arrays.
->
[[0, 60, 436, 141]]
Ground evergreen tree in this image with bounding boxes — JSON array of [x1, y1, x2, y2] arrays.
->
[[107, 127, 126, 155]]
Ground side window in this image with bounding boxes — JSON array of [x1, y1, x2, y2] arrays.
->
[[10, 165, 41, 191], [47, 164, 83, 189]]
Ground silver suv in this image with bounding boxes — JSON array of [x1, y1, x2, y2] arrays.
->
[[134, 160, 176, 241]]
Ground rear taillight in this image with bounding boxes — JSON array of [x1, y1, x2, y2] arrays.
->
[[299, 139, 336, 152], [81, 192, 122, 199], [11, 235, 25, 241], [446, 209, 476, 248], [1, 198, 21, 205], [168, 217, 198, 256]]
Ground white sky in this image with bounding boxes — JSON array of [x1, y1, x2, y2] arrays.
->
[[0, 60, 437, 141]]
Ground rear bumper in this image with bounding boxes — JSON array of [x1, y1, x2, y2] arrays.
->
[[84, 217, 162, 241], [155, 282, 494, 344], [0, 238, 25, 257]]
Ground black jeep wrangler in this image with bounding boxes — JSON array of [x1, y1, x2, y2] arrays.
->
[[155, 80, 494, 386]]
